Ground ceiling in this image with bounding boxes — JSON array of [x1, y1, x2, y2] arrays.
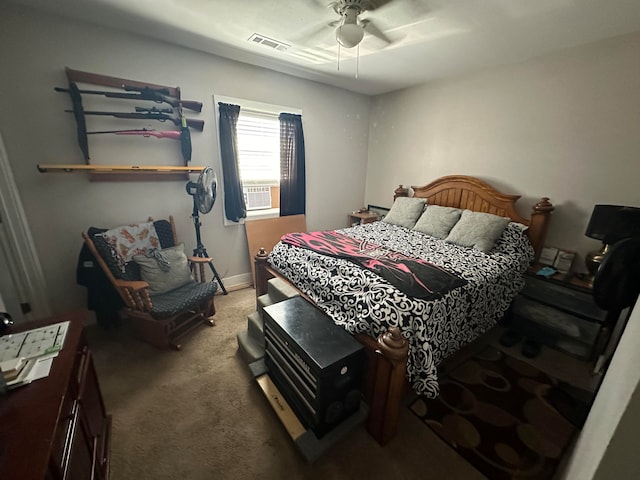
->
[[12, 0, 640, 95]]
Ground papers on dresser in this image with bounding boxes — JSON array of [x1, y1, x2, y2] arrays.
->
[[0, 321, 69, 388]]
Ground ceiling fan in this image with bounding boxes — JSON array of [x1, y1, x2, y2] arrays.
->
[[302, 0, 427, 75], [330, 0, 393, 48]]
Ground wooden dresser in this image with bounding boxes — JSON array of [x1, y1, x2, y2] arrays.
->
[[0, 310, 111, 480]]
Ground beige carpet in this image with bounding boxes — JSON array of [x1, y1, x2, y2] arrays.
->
[[85, 287, 485, 480]]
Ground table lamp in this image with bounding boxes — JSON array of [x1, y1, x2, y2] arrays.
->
[[584, 204, 640, 284]]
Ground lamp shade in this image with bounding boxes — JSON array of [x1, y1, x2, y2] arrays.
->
[[335, 5, 364, 49], [585, 204, 640, 244], [336, 23, 364, 48]]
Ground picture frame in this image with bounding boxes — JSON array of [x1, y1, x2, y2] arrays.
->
[[539, 246, 559, 266], [367, 204, 390, 220], [553, 249, 576, 273]]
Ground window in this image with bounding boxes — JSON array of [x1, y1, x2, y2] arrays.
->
[[236, 111, 279, 213], [237, 111, 279, 184], [214, 95, 301, 220]]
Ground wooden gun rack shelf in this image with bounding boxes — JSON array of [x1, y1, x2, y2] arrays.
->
[[38, 67, 204, 180], [36, 164, 206, 182]]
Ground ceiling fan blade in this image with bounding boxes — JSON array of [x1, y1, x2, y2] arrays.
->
[[365, 0, 394, 11], [307, 0, 332, 10], [368, 0, 432, 24], [361, 19, 391, 45], [290, 21, 335, 45], [405, 0, 431, 16]]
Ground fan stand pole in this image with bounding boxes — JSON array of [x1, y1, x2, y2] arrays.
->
[[191, 199, 228, 295]]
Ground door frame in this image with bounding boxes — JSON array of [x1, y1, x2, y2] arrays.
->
[[0, 130, 51, 321]]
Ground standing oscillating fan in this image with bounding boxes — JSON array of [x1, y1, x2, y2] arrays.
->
[[186, 167, 228, 294]]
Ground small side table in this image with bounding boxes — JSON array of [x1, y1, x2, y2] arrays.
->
[[348, 211, 380, 227], [510, 264, 613, 363]]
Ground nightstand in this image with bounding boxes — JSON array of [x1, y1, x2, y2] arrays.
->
[[509, 266, 611, 362], [348, 211, 380, 227]]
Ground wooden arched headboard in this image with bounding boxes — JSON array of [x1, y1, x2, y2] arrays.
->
[[394, 175, 554, 262]]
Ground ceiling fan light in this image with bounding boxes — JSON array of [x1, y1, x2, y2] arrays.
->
[[335, 24, 364, 48]]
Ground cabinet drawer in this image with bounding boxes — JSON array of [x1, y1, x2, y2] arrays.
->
[[513, 296, 601, 344], [522, 276, 607, 322], [511, 315, 594, 360], [51, 395, 76, 474]]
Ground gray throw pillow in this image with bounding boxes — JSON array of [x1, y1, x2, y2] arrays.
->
[[133, 243, 194, 295], [445, 210, 511, 253], [412, 205, 462, 239], [382, 197, 427, 229]]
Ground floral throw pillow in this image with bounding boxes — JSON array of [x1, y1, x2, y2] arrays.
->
[[99, 221, 160, 272]]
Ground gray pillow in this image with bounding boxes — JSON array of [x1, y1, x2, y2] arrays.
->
[[133, 243, 193, 295], [382, 197, 427, 229], [412, 205, 462, 239], [445, 210, 511, 253]]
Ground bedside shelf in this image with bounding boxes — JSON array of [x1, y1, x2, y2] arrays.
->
[[348, 211, 380, 227]]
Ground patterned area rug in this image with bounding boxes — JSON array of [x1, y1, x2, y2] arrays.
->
[[409, 347, 578, 480]]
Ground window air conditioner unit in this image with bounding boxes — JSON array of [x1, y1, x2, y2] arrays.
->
[[243, 186, 272, 210]]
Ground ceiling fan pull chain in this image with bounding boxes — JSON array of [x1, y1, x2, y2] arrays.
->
[[337, 43, 341, 72], [356, 44, 360, 79]]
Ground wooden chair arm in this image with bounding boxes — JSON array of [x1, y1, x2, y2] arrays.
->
[[188, 256, 212, 264], [114, 279, 153, 311], [114, 279, 149, 291], [188, 256, 212, 283]]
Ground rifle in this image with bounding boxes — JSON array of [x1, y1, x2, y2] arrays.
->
[[54, 85, 203, 112], [65, 109, 205, 132], [124, 85, 203, 113], [134, 106, 173, 114], [87, 128, 182, 140], [87, 128, 191, 161]]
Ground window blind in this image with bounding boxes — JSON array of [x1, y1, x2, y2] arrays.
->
[[236, 111, 279, 183]]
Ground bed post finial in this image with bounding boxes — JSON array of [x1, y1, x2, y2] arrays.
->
[[533, 197, 554, 213], [394, 185, 409, 200], [254, 247, 270, 299], [377, 327, 409, 360]]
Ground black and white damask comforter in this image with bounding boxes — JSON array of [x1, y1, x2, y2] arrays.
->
[[268, 221, 534, 398]]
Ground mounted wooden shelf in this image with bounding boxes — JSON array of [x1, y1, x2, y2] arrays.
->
[[37, 164, 205, 181], [37, 164, 205, 173]]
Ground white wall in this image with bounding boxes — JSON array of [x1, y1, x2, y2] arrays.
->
[[366, 31, 640, 480], [366, 32, 640, 271], [0, 5, 371, 314], [563, 300, 640, 479]]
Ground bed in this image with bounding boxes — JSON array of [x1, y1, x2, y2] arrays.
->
[[254, 175, 553, 445]]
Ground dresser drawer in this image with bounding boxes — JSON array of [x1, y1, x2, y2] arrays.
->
[[522, 275, 607, 323], [512, 296, 601, 360], [511, 314, 594, 360], [513, 296, 601, 344]]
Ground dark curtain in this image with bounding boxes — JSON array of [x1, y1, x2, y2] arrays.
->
[[218, 102, 246, 222], [279, 113, 306, 216]]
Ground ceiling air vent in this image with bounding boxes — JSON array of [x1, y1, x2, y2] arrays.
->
[[248, 33, 290, 52]]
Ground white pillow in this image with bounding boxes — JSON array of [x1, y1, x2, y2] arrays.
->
[[412, 205, 462, 239], [445, 210, 510, 253], [133, 243, 194, 295], [382, 197, 427, 229]]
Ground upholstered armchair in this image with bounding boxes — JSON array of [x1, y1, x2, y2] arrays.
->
[[81, 216, 217, 350]]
